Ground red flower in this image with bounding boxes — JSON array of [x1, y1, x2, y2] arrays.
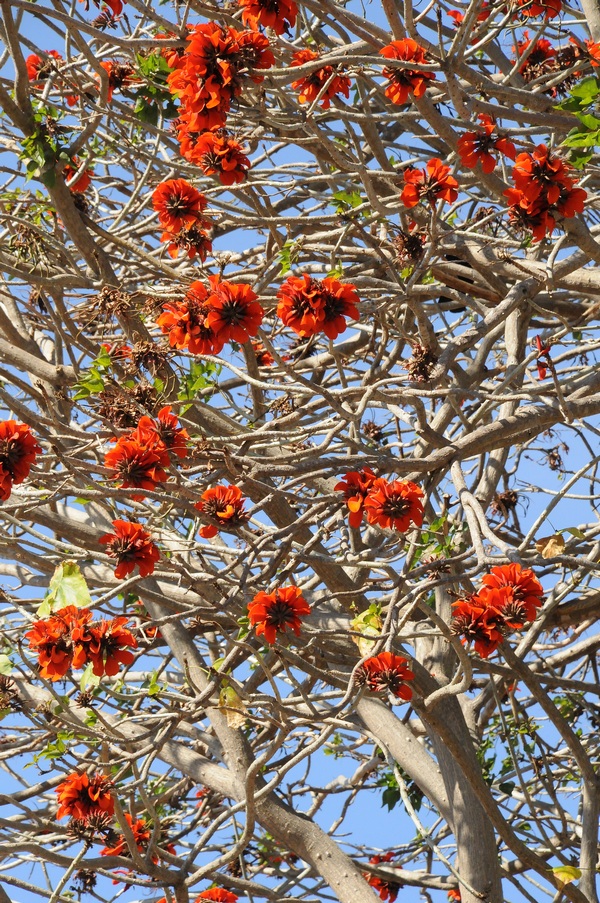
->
[[161, 224, 213, 261], [516, 0, 561, 18], [239, 0, 297, 34], [276, 273, 360, 339], [450, 595, 504, 658], [356, 652, 414, 700], [101, 813, 151, 857], [334, 468, 377, 528], [447, 4, 490, 27], [363, 478, 424, 533], [25, 606, 93, 681], [248, 585, 311, 644], [186, 131, 250, 186], [204, 276, 264, 345], [135, 406, 189, 460], [156, 283, 223, 356], [196, 890, 239, 903], [0, 420, 41, 501], [80, 616, 137, 677], [99, 520, 160, 579], [235, 29, 276, 81], [586, 38, 600, 67], [457, 114, 515, 174], [480, 563, 544, 623], [364, 853, 402, 902], [63, 159, 92, 193], [291, 48, 351, 109], [104, 435, 169, 494], [448, 891, 462, 903], [26, 50, 62, 81], [380, 39, 435, 105], [400, 158, 459, 208], [252, 341, 274, 366], [195, 484, 249, 538], [152, 179, 208, 232], [55, 771, 114, 821], [98, 60, 136, 102]]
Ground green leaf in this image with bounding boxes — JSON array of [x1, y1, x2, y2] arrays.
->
[[498, 781, 515, 795], [38, 560, 92, 616], [332, 189, 364, 214], [0, 655, 12, 676], [564, 526, 586, 539], [79, 661, 101, 692], [278, 239, 300, 276]]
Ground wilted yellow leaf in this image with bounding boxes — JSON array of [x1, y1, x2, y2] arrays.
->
[[535, 534, 565, 559], [552, 865, 581, 890], [350, 604, 382, 657], [219, 685, 247, 729]]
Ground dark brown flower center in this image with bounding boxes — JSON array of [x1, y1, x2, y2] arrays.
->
[[265, 600, 296, 628]]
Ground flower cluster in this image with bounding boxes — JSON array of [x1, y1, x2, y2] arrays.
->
[[504, 144, 586, 241], [0, 420, 41, 501], [514, 35, 585, 98], [335, 471, 424, 534], [167, 23, 273, 181], [157, 277, 264, 355], [195, 484, 249, 538], [457, 114, 515, 174], [380, 39, 436, 105], [451, 563, 545, 657], [356, 652, 414, 700], [400, 158, 458, 208], [26, 50, 78, 106], [276, 273, 360, 339], [99, 520, 160, 579], [291, 48, 351, 109], [104, 406, 188, 495], [248, 585, 311, 644], [56, 771, 114, 822], [364, 852, 402, 902], [98, 60, 137, 102], [152, 178, 213, 261], [196, 890, 239, 903], [239, 0, 297, 34], [25, 605, 137, 680]]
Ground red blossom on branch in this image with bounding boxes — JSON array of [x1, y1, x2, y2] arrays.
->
[[516, 0, 562, 18], [152, 179, 209, 232], [157, 283, 222, 356], [334, 467, 377, 528], [457, 114, 515, 174], [183, 130, 251, 186], [248, 585, 311, 644], [400, 158, 459, 208], [363, 478, 424, 533], [99, 520, 160, 579], [25, 606, 93, 681], [0, 420, 41, 501], [55, 772, 115, 821], [276, 273, 360, 338], [356, 652, 414, 700], [205, 276, 264, 345], [195, 890, 239, 903], [239, 0, 297, 34], [195, 484, 249, 538], [291, 48, 352, 109], [380, 39, 436, 105], [135, 406, 189, 460]]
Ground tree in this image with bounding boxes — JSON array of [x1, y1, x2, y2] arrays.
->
[[0, 0, 599, 901]]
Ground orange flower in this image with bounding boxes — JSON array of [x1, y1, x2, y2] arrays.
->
[[161, 224, 213, 261], [447, 4, 490, 27], [134, 406, 189, 460], [152, 179, 209, 232], [448, 891, 462, 903], [99, 520, 160, 579], [104, 435, 169, 494], [195, 484, 249, 538], [400, 158, 458, 208], [101, 813, 151, 857], [251, 341, 274, 366], [196, 891, 239, 903], [26, 50, 62, 82], [457, 114, 515, 174], [248, 585, 311, 644], [364, 853, 402, 902], [380, 39, 435, 105], [98, 60, 136, 102], [205, 277, 264, 345], [238, 0, 297, 34], [80, 616, 137, 677], [25, 606, 93, 681], [480, 563, 544, 623], [450, 595, 504, 658], [63, 159, 92, 193], [363, 479, 424, 533], [291, 48, 351, 109], [512, 144, 572, 207], [55, 771, 114, 821], [235, 30, 276, 81], [157, 283, 224, 356], [276, 273, 360, 339], [334, 468, 377, 528], [516, 0, 561, 18], [187, 131, 250, 186], [0, 420, 41, 501], [356, 652, 414, 700]]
